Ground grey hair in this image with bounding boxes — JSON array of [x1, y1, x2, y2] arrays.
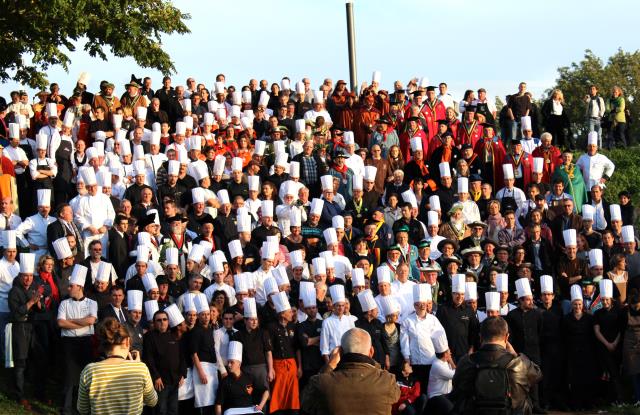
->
[[341, 328, 372, 355], [540, 132, 552, 142]]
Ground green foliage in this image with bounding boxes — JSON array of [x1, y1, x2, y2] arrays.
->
[[0, 0, 190, 89], [600, 146, 640, 204], [547, 48, 640, 138]]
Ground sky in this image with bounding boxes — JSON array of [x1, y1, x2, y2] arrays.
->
[[2, 0, 639, 104]]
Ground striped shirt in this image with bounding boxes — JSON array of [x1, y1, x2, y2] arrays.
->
[[77, 360, 158, 415]]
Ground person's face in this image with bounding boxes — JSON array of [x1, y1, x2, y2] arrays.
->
[[4, 248, 17, 262], [519, 295, 534, 310], [572, 299, 583, 314], [91, 244, 102, 260], [527, 186, 539, 200], [472, 226, 484, 237], [481, 184, 492, 197], [441, 176, 452, 188], [189, 277, 203, 291], [468, 253, 481, 266], [566, 246, 577, 259], [442, 244, 454, 257], [135, 262, 147, 275], [497, 250, 509, 262], [504, 214, 515, 228], [541, 292, 554, 305], [563, 201, 574, 215], [562, 152, 573, 165], [111, 289, 124, 307], [452, 292, 464, 307], [396, 233, 408, 246], [388, 250, 401, 263], [590, 186, 602, 202]]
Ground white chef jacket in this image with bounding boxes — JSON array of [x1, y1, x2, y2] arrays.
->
[[4, 146, 29, 175], [320, 313, 355, 356], [0, 262, 16, 312], [29, 157, 58, 180], [57, 297, 98, 337], [520, 137, 540, 155], [214, 326, 238, 366], [38, 125, 61, 158], [459, 199, 481, 224], [400, 312, 445, 365], [303, 109, 333, 126], [375, 293, 411, 324], [496, 187, 527, 210], [427, 358, 455, 398], [74, 193, 115, 233], [16, 213, 56, 260], [345, 153, 365, 178], [252, 267, 273, 306], [576, 153, 615, 186]]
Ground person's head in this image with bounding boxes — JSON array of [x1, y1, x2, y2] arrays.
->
[[480, 316, 509, 347], [110, 286, 125, 308], [98, 317, 131, 356], [341, 327, 373, 358]]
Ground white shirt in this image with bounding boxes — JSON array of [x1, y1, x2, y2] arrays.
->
[[4, 145, 29, 175], [320, 313, 355, 356], [0, 262, 16, 312], [520, 137, 540, 155], [29, 157, 58, 180], [496, 187, 527, 210], [459, 199, 481, 224], [0, 258, 19, 279], [16, 213, 56, 251], [214, 326, 238, 366], [57, 297, 98, 337], [38, 125, 61, 158], [204, 282, 237, 306], [427, 359, 455, 398], [591, 200, 608, 231], [576, 153, 615, 187], [391, 280, 416, 320], [437, 94, 455, 110], [252, 267, 273, 306], [400, 312, 445, 365], [344, 154, 365, 178], [0, 213, 22, 231], [303, 109, 333, 127], [74, 193, 116, 233], [551, 101, 563, 116]]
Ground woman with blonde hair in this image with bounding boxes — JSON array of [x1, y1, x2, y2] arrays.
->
[[77, 317, 157, 414], [542, 89, 572, 150], [607, 85, 627, 149]]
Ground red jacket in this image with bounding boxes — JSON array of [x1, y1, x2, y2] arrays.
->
[[456, 120, 483, 149], [399, 128, 427, 162], [531, 145, 562, 184], [392, 376, 422, 415], [504, 151, 534, 189]]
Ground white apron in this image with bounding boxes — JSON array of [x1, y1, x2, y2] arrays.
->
[[178, 367, 194, 400], [194, 361, 219, 407], [224, 407, 263, 415]]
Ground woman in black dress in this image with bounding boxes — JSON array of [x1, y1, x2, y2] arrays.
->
[[593, 279, 623, 404]]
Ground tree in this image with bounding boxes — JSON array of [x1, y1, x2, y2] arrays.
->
[[546, 48, 640, 141], [0, 0, 190, 89]]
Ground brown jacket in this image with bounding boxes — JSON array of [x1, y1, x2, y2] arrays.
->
[[301, 353, 400, 415]]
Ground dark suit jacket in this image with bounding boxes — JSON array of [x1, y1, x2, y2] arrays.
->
[[98, 304, 128, 323], [550, 214, 583, 248], [46, 220, 68, 256], [523, 238, 554, 274], [108, 228, 130, 281]]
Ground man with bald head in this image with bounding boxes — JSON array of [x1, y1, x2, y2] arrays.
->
[[302, 328, 400, 415]]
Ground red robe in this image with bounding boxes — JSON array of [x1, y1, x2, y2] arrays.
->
[[456, 120, 483, 149], [473, 137, 506, 189], [504, 151, 534, 189], [531, 145, 562, 184], [422, 100, 446, 149], [448, 119, 461, 141], [353, 105, 381, 148], [399, 128, 427, 162]]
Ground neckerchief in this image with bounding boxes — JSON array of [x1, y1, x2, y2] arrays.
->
[[170, 232, 184, 250], [40, 272, 60, 304], [333, 163, 348, 179], [415, 158, 429, 176], [462, 120, 477, 142]]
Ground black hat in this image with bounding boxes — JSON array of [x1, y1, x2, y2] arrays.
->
[[136, 212, 157, 229], [469, 173, 482, 182], [494, 245, 510, 254], [481, 238, 498, 249], [197, 214, 216, 226], [377, 115, 393, 125], [156, 275, 169, 285], [426, 86, 437, 92], [333, 151, 347, 159], [166, 215, 188, 223], [465, 105, 477, 113], [481, 122, 495, 129], [406, 116, 421, 123], [437, 238, 458, 252], [437, 119, 449, 126], [442, 256, 463, 266], [461, 143, 473, 151]]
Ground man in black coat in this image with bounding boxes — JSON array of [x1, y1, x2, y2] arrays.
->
[[108, 214, 131, 280], [505, 278, 545, 413], [97, 285, 128, 323], [523, 223, 554, 278], [46, 204, 83, 257]]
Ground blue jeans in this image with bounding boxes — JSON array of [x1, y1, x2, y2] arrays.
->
[[587, 118, 602, 146], [155, 382, 179, 415], [506, 119, 520, 147]]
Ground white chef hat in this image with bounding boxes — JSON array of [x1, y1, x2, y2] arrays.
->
[[95, 262, 113, 283], [295, 119, 307, 134], [165, 247, 179, 266], [247, 175, 260, 192], [37, 189, 51, 207], [144, 300, 159, 321], [323, 228, 338, 245], [69, 264, 88, 287], [599, 279, 613, 299], [261, 241, 277, 260], [589, 249, 603, 268], [331, 216, 345, 230], [610, 204, 622, 222], [419, 77, 429, 88], [182, 293, 196, 313], [216, 107, 226, 121], [515, 278, 532, 298], [319, 251, 334, 269], [300, 281, 316, 308], [352, 268, 365, 287], [289, 208, 302, 228], [168, 160, 180, 176], [520, 116, 532, 131], [457, 177, 469, 194], [35, 133, 48, 151], [52, 237, 72, 260], [372, 70, 382, 83], [228, 341, 243, 362], [233, 274, 249, 294], [540, 275, 554, 294], [496, 273, 509, 293], [532, 157, 544, 174], [46, 103, 58, 117], [312, 257, 326, 275], [427, 210, 439, 226], [310, 198, 324, 216], [253, 140, 266, 156], [136, 106, 148, 120], [438, 162, 451, 178], [502, 164, 514, 180], [431, 331, 449, 354], [410, 137, 422, 152], [193, 293, 210, 314], [563, 229, 577, 247], [273, 291, 291, 313], [261, 200, 274, 217], [343, 131, 355, 145], [142, 273, 159, 293], [289, 161, 300, 178], [364, 166, 377, 182], [19, 253, 36, 274], [352, 174, 363, 191], [295, 81, 305, 95], [281, 79, 291, 90], [228, 240, 243, 260], [452, 274, 466, 294], [485, 292, 501, 311], [236, 214, 252, 233], [119, 139, 131, 155], [203, 112, 214, 126], [231, 157, 243, 172], [183, 116, 194, 130], [313, 90, 324, 104], [188, 244, 205, 263], [2, 230, 16, 249], [165, 304, 185, 328], [97, 170, 111, 188], [570, 284, 583, 303], [127, 290, 143, 312], [622, 225, 636, 243], [243, 297, 258, 318], [587, 131, 598, 146], [380, 296, 401, 317], [465, 282, 478, 301], [217, 189, 230, 205], [413, 283, 432, 303], [134, 160, 147, 176], [191, 187, 206, 204], [357, 290, 378, 312], [136, 245, 150, 264], [137, 232, 151, 247], [401, 190, 418, 208], [288, 250, 303, 269], [329, 284, 346, 303], [7, 123, 19, 139], [320, 175, 334, 192], [175, 122, 186, 136], [581, 205, 595, 221], [377, 266, 392, 285]]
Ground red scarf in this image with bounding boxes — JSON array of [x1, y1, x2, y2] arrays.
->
[[40, 271, 60, 304], [333, 163, 348, 179], [415, 159, 429, 176]]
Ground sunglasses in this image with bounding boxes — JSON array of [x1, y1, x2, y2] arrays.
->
[[155, 318, 168, 322]]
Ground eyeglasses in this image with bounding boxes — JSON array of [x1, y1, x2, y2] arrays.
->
[[155, 318, 168, 322]]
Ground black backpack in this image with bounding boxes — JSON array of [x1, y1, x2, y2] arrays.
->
[[470, 353, 514, 415]]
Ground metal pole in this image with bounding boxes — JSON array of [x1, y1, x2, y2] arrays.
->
[[345, 0, 358, 95]]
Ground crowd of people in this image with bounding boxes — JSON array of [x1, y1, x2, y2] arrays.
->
[[0, 71, 637, 415]]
